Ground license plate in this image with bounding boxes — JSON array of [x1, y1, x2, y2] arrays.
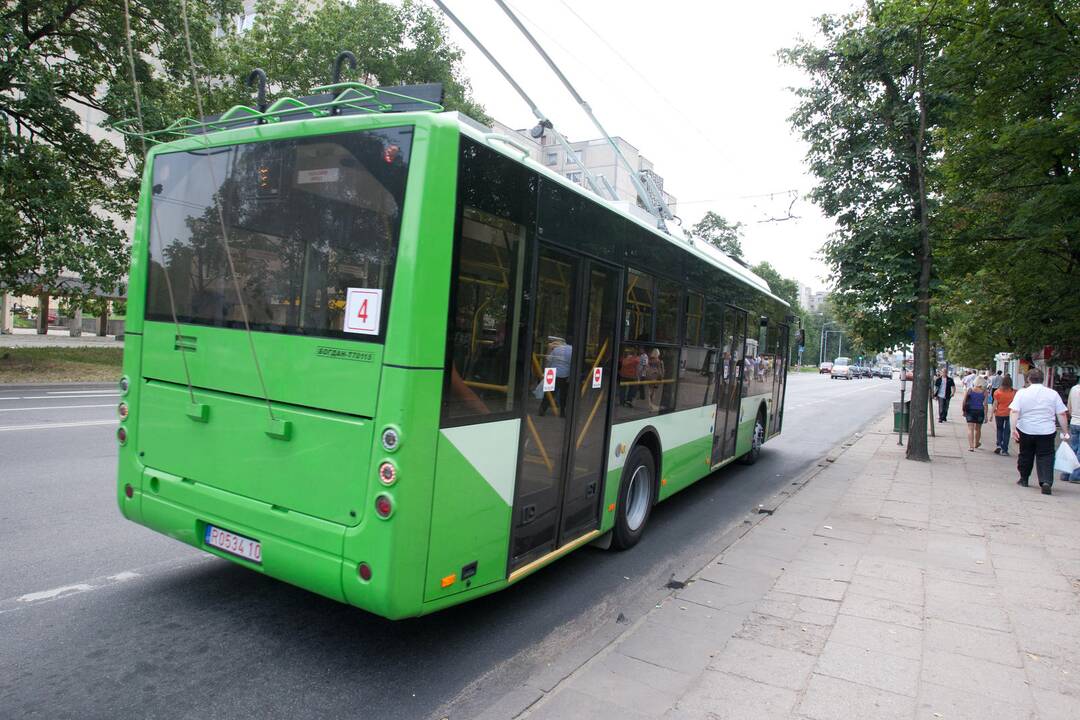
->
[[204, 524, 262, 564]]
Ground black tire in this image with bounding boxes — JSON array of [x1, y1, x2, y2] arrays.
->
[[739, 410, 766, 465], [611, 445, 656, 550]]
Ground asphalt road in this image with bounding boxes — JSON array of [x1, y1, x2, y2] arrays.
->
[[0, 373, 898, 720]]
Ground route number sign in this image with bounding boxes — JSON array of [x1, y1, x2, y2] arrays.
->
[[344, 288, 382, 335]]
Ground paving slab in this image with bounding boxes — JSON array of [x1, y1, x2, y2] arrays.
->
[[516, 411, 1080, 720], [798, 673, 916, 720]]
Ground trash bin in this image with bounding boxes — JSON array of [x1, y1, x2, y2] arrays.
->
[[893, 401, 910, 433]]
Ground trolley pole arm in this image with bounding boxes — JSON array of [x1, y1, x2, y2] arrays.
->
[[492, 0, 667, 229], [432, 0, 608, 199]]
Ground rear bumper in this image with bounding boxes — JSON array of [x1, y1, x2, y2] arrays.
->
[[134, 467, 349, 604]]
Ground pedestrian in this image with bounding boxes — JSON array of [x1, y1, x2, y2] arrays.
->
[[618, 345, 639, 407], [934, 367, 955, 422], [963, 376, 990, 451], [538, 336, 572, 416], [1010, 367, 1070, 495], [645, 348, 665, 412], [961, 368, 977, 392], [1062, 375, 1080, 484], [990, 369, 1003, 396], [991, 375, 1016, 455]]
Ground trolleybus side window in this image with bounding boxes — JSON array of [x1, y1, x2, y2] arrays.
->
[[441, 138, 535, 423], [677, 292, 712, 409]]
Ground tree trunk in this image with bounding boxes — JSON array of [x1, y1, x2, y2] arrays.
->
[[37, 293, 49, 334], [906, 23, 932, 462]]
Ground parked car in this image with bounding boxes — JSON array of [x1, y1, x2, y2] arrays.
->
[[876, 365, 893, 378], [831, 357, 852, 380], [819, 361, 834, 374]]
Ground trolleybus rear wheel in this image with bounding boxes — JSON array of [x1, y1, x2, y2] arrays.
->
[[612, 445, 655, 550]]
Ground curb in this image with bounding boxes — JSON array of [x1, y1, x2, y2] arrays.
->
[[505, 417, 883, 719], [0, 381, 118, 391]]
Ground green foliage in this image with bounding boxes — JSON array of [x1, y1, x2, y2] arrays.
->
[[934, 0, 1079, 360], [749, 261, 799, 310], [689, 211, 744, 259], [1, 0, 486, 301], [782, 3, 937, 354], [0, 0, 239, 298]]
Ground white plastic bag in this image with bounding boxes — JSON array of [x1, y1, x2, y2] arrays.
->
[[1055, 441, 1080, 475], [533, 380, 544, 400]]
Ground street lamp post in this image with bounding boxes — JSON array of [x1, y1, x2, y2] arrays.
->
[[819, 321, 839, 366]]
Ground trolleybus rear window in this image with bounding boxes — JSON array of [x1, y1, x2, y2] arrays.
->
[[145, 127, 412, 341]]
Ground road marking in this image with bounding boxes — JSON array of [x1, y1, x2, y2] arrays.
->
[[0, 556, 216, 614], [0, 419, 116, 432], [20, 393, 119, 399], [0, 403, 115, 412], [47, 390, 119, 395], [17, 583, 95, 603]]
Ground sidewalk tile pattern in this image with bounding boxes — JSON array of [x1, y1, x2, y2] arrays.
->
[[519, 413, 1080, 719]]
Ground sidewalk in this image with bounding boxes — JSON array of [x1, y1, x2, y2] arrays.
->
[[511, 413, 1080, 720], [0, 327, 123, 348]]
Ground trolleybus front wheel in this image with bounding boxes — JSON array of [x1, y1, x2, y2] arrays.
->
[[612, 445, 656, 550]]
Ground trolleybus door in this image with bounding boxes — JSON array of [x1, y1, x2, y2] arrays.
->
[[769, 325, 789, 436], [712, 306, 747, 465], [510, 245, 618, 568]]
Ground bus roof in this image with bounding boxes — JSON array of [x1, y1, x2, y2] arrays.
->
[[452, 113, 788, 308]]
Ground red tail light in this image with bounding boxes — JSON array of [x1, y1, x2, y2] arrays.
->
[[117, 426, 127, 445], [357, 562, 372, 581], [124, 483, 134, 499], [375, 494, 393, 518]]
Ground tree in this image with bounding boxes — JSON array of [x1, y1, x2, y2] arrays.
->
[[783, 1, 940, 461], [0, 0, 239, 298], [1, 0, 486, 300], [689, 211, 744, 260], [934, 1, 1078, 358], [750, 261, 800, 310]]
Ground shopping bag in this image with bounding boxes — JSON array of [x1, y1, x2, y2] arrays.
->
[[1055, 441, 1080, 475], [533, 380, 544, 400]]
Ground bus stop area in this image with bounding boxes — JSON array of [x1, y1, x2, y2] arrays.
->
[[497, 412, 1080, 720]]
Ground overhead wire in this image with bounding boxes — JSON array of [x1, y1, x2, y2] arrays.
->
[[121, 0, 197, 406], [179, 0, 278, 424]]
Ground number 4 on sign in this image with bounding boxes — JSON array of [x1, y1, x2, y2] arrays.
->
[[344, 288, 382, 335]]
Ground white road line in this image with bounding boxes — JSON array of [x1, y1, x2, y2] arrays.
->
[[0, 419, 116, 432], [0, 403, 115, 412], [20, 393, 119, 399], [46, 390, 119, 395], [0, 556, 217, 614]]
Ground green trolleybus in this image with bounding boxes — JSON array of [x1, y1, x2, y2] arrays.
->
[[116, 83, 793, 619]]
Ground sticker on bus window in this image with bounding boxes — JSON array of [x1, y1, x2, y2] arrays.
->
[[297, 167, 341, 184], [344, 288, 382, 335], [543, 367, 557, 392], [592, 367, 603, 389]]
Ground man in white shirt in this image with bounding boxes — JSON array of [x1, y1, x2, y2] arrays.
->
[[1063, 377, 1080, 484], [1010, 367, 1070, 494], [962, 369, 977, 391]]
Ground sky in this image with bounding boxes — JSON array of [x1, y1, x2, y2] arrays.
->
[[431, 0, 860, 292]]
